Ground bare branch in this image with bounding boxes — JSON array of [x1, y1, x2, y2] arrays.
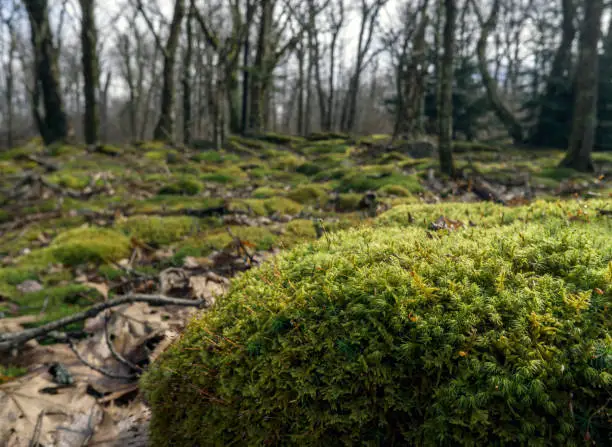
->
[[0, 294, 208, 351]]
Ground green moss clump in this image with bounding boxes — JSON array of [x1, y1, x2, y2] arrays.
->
[[263, 197, 303, 215], [334, 193, 363, 212], [192, 151, 240, 164], [158, 177, 203, 196], [97, 145, 122, 156], [0, 365, 28, 384], [307, 131, 350, 141], [452, 141, 501, 153], [117, 216, 197, 246], [286, 185, 329, 205], [268, 154, 305, 171], [50, 227, 131, 266], [295, 162, 323, 176], [337, 165, 424, 194], [377, 199, 611, 232], [254, 132, 306, 146], [0, 209, 10, 223], [284, 219, 317, 239], [142, 217, 611, 446], [252, 187, 286, 199], [46, 172, 90, 190], [378, 184, 412, 197]]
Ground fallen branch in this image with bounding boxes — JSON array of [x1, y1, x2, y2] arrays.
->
[[68, 338, 135, 381], [0, 294, 207, 352], [598, 208, 611, 216], [103, 312, 143, 374], [25, 154, 59, 172]]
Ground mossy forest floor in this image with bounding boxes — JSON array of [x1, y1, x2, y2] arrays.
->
[[0, 133, 610, 444]]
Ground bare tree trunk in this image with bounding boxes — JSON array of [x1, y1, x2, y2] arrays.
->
[[79, 0, 99, 145], [100, 72, 111, 141], [341, 0, 387, 133], [4, 25, 16, 149], [305, 45, 314, 135], [182, 5, 194, 145], [23, 0, 69, 145], [296, 43, 305, 135], [241, 1, 253, 134], [438, 0, 456, 177], [561, 0, 602, 172], [531, 0, 576, 146], [150, 0, 185, 142], [249, 0, 272, 132], [471, 0, 524, 144]]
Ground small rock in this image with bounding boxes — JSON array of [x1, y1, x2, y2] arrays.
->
[[49, 362, 74, 385], [16, 280, 43, 294]]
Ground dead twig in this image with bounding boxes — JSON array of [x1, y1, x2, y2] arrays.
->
[[29, 409, 45, 447], [226, 226, 255, 263], [0, 294, 207, 352], [103, 311, 144, 374], [67, 338, 135, 381]]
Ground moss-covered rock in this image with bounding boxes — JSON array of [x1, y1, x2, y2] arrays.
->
[[338, 166, 423, 194], [158, 177, 203, 196], [252, 187, 286, 199], [117, 216, 197, 246], [50, 227, 131, 266], [378, 184, 412, 197], [142, 212, 611, 446], [286, 185, 329, 205]]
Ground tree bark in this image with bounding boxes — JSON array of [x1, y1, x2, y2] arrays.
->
[[471, 0, 524, 144], [153, 0, 185, 142], [249, 0, 272, 132], [4, 25, 16, 149], [182, 4, 194, 144], [438, 0, 456, 177], [79, 0, 100, 145], [241, 1, 253, 134], [531, 0, 576, 146], [23, 0, 69, 145], [561, 0, 603, 172]]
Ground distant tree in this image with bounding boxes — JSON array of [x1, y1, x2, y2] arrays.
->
[[136, 0, 185, 142], [22, 0, 69, 145], [529, 0, 576, 148], [1, 5, 18, 149], [340, 0, 388, 133], [79, 0, 100, 146], [182, 1, 194, 145], [561, 0, 603, 171], [470, 0, 524, 145], [438, 0, 456, 176]]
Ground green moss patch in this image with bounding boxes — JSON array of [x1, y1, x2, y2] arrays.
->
[[338, 166, 423, 194], [143, 216, 611, 446], [286, 185, 329, 205], [157, 177, 203, 196], [48, 227, 131, 267], [117, 216, 197, 246]]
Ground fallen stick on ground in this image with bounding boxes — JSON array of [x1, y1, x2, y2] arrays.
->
[[0, 294, 207, 352]]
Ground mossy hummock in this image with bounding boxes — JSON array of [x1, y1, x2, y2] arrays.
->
[[142, 208, 611, 446]]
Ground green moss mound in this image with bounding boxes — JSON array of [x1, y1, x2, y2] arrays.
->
[[142, 216, 611, 446], [117, 216, 197, 246], [50, 227, 131, 266]]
